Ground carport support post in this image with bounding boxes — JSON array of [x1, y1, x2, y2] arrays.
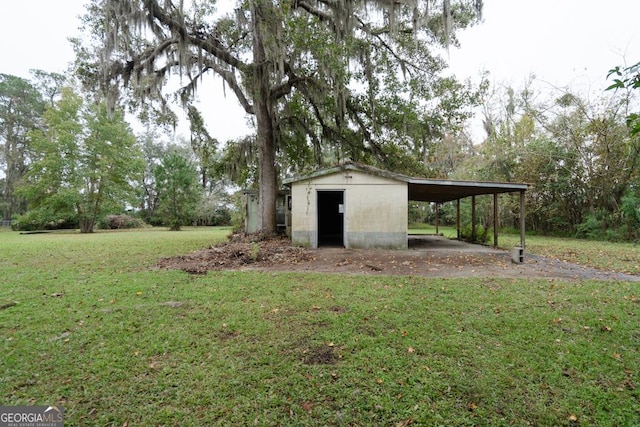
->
[[435, 203, 439, 235], [471, 196, 476, 242], [493, 193, 499, 248], [519, 190, 526, 250], [456, 199, 461, 240]]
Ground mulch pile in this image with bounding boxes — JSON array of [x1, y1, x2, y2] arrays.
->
[[156, 234, 315, 275]]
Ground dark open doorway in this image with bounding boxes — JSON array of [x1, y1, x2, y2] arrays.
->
[[317, 190, 344, 247]]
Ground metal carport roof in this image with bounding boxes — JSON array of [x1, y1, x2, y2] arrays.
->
[[407, 178, 529, 203]]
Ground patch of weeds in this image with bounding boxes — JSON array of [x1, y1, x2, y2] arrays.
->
[[250, 242, 260, 261]]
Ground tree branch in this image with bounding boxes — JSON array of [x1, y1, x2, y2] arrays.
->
[[142, 0, 248, 72], [295, 0, 333, 21]]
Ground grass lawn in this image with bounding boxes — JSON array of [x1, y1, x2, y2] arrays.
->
[[1, 227, 639, 425], [410, 224, 640, 276]]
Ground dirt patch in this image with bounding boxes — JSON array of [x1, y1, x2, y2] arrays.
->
[[157, 234, 315, 275], [156, 235, 640, 281], [302, 345, 338, 365]]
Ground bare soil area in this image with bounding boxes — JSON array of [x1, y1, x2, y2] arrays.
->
[[157, 234, 640, 281]]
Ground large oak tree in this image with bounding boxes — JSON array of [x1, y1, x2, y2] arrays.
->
[[76, 0, 483, 234]]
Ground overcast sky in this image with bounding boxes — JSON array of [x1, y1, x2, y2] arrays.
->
[[1, 0, 639, 142], [449, 1, 640, 93]]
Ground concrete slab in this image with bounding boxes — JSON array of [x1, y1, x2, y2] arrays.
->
[[408, 234, 500, 253]]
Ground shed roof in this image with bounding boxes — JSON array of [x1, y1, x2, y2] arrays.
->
[[283, 162, 528, 203]]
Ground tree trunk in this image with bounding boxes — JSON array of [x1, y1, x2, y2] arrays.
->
[[257, 105, 277, 235], [252, 0, 277, 235], [2, 159, 12, 223], [79, 218, 95, 233], [3, 115, 17, 224]]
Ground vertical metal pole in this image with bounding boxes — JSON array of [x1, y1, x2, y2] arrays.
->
[[520, 190, 526, 250], [456, 199, 461, 240], [493, 193, 499, 248], [435, 203, 439, 235], [471, 195, 476, 242]]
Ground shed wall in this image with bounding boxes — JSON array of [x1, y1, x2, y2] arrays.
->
[[291, 170, 407, 249], [244, 192, 259, 234]]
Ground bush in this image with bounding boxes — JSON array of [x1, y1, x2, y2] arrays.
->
[[98, 214, 147, 230], [12, 208, 78, 231], [575, 210, 629, 242], [459, 223, 492, 245], [193, 206, 233, 226], [621, 191, 640, 240], [575, 213, 603, 240]]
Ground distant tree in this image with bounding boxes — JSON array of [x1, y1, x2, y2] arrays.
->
[[606, 61, 640, 239], [154, 151, 202, 231], [137, 130, 168, 223], [29, 69, 66, 107], [456, 77, 640, 238], [187, 106, 219, 190], [607, 61, 640, 136], [22, 88, 143, 233], [0, 74, 45, 224]]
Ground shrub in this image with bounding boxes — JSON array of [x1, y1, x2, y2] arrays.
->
[[575, 212, 603, 240], [98, 214, 147, 230], [12, 208, 78, 231], [459, 223, 492, 245], [575, 210, 630, 242]]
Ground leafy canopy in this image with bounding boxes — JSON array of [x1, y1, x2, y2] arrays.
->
[[607, 61, 640, 136], [21, 88, 144, 232], [154, 150, 202, 231]]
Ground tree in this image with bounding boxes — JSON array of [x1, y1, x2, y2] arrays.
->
[[22, 88, 143, 233], [187, 105, 218, 190], [607, 61, 640, 136], [30, 69, 67, 107], [454, 75, 640, 238], [607, 62, 640, 237], [154, 151, 202, 231], [76, 0, 483, 235], [137, 129, 169, 224], [0, 74, 45, 224]]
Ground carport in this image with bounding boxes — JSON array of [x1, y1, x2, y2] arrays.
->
[[407, 177, 529, 250], [285, 162, 528, 253]]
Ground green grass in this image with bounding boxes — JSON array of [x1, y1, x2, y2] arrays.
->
[[1, 228, 639, 426], [409, 224, 457, 236], [498, 234, 640, 276], [409, 224, 640, 275]]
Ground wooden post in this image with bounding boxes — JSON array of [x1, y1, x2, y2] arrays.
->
[[456, 199, 461, 240], [471, 195, 476, 242], [435, 203, 439, 235], [493, 193, 499, 248], [520, 190, 526, 250]]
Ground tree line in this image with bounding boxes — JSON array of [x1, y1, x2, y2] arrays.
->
[[3, 65, 638, 239], [454, 69, 640, 241], [1, 0, 638, 241], [0, 72, 231, 232]]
